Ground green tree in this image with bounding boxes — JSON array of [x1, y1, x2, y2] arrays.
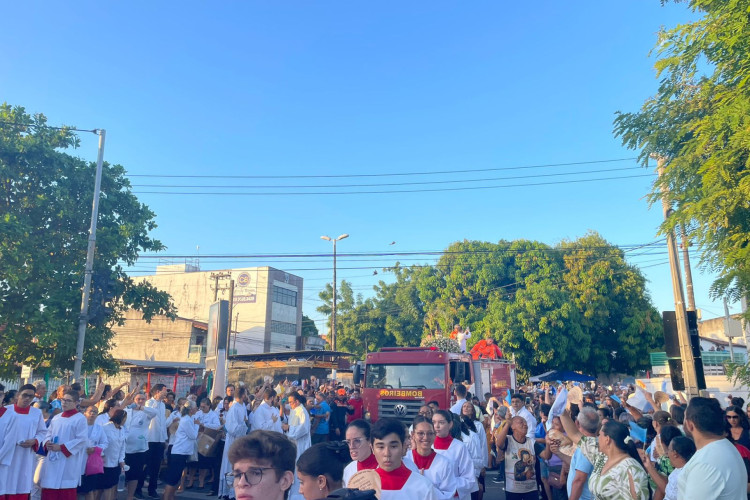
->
[[560, 232, 663, 374], [301, 314, 319, 337], [0, 104, 176, 377], [614, 0, 750, 301]]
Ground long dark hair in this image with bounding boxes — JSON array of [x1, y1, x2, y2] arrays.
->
[[460, 414, 477, 434], [297, 442, 350, 487], [601, 420, 645, 468], [726, 405, 750, 432]]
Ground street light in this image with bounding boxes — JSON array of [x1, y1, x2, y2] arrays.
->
[[321, 234, 349, 353]]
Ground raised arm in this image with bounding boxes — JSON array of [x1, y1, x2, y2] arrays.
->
[[559, 409, 582, 444]]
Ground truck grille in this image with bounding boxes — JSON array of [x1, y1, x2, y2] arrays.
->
[[378, 399, 424, 425]]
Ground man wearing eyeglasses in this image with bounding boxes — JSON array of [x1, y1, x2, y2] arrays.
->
[[0, 384, 47, 500], [224, 430, 295, 500], [37, 389, 88, 500]]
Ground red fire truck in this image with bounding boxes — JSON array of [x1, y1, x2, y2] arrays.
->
[[354, 347, 516, 424]]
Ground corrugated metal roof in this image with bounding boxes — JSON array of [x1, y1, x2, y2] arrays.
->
[[117, 358, 204, 370]]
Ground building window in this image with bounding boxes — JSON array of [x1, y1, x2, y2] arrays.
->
[[271, 320, 297, 336], [272, 285, 297, 307]]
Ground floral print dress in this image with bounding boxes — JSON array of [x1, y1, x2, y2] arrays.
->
[[578, 436, 649, 500]]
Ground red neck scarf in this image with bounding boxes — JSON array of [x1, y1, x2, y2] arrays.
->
[[61, 409, 78, 418], [433, 435, 453, 450], [376, 463, 411, 490], [13, 405, 30, 415], [411, 449, 437, 471], [357, 453, 379, 471]]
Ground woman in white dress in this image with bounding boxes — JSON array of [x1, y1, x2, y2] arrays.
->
[[403, 415, 457, 500], [431, 409, 476, 500]]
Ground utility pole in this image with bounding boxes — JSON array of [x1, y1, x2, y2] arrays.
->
[[227, 279, 235, 355], [724, 298, 735, 361], [680, 225, 696, 311], [73, 129, 106, 382], [233, 312, 239, 352], [655, 155, 699, 398], [210, 271, 231, 301]]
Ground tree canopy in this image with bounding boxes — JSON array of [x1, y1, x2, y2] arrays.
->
[[0, 104, 176, 377], [316, 233, 663, 375], [614, 0, 750, 301]]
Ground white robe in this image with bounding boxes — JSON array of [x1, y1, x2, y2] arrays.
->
[[37, 411, 88, 489], [0, 405, 47, 495], [433, 438, 476, 500], [403, 451, 457, 500], [462, 430, 484, 490], [218, 402, 248, 498], [285, 405, 311, 500], [378, 466, 438, 500], [251, 401, 279, 431]]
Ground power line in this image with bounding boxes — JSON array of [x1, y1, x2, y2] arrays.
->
[[133, 240, 666, 260], [129, 166, 644, 190], [125, 157, 639, 179], [132, 173, 655, 196]]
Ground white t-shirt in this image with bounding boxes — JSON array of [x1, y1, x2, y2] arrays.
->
[[664, 467, 682, 500], [678, 438, 748, 500], [504, 435, 537, 494]]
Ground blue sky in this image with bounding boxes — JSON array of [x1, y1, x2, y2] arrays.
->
[[3, 1, 736, 332]]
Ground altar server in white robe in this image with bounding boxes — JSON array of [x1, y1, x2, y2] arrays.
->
[[0, 384, 47, 500], [218, 387, 249, 499], [403, 416, 457, 500], [370, 418, 436, 500], [37, 389, 88, 500], [431, 410, 476, 500], [282, 393, 310, 500]]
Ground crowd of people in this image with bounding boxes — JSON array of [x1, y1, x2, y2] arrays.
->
[[2, 377, 750, 500]]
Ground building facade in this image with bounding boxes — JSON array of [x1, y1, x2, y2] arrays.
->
[[111, 264, 304, 361]]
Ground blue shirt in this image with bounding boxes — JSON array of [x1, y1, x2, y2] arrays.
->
[[312, 401, 331, 435], [566, 448, 594, 500]]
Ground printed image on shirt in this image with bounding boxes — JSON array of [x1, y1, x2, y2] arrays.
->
[[513, 449, 536, 481]]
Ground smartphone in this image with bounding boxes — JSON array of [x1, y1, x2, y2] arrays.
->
[[525, 397, 531, 405]]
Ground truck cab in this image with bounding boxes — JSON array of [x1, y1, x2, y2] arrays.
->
[[357, 347, 515, 424]]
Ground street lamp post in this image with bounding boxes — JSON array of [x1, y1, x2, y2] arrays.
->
[[321, 234, 349, 353]]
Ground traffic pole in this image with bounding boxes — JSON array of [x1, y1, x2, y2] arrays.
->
[[655, 155, 699, 398], [73, 129, 106, 381]]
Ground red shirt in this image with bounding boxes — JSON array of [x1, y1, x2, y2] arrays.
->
[[347, 398, 364, 423]]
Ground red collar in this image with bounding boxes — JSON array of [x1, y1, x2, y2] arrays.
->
[[376, 463, 411, 490], [0, 407, 6, 418], [61, 409, 78, 418], [433, 435, 453, 450], [411, 449, 437, 471], [13, 404, 30, 415], [357, 453, 379, 471]]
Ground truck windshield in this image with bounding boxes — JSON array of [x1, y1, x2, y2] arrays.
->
[[365, 364, 446, 389]]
